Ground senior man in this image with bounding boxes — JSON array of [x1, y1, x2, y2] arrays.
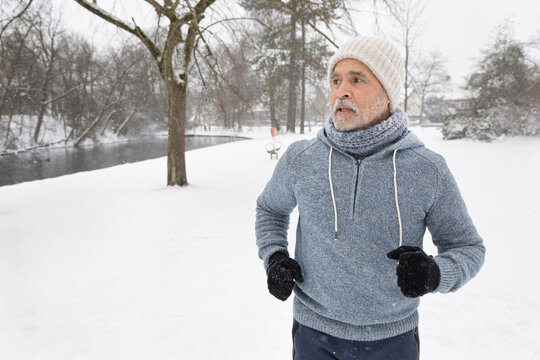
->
[[255, 36, 485, 360]]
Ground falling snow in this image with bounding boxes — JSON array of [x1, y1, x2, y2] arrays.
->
[[1, 126, 539, 359]]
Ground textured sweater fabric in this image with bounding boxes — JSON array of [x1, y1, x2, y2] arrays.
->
[[255, 127, 486, 341], [324, 108, 408, 158]]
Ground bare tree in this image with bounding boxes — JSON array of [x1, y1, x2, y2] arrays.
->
[[205, 34, 262, 128], [73, 0, 217, 186], [283, 0, 299, 133], [54, 35, 102, 141], [1, 4, 170, 151], [33, 10, 63, 143], [0, 0, 35, 41], [411, 50, 450, 124], [108, 41, 166, 136], [248, 13, 289, 132], [0, 18, 34, 120], [385, 0, 426, 112], [0, 5, 41, 150]]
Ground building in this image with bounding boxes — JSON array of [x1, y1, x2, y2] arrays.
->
[[446, 98, 476, 116]]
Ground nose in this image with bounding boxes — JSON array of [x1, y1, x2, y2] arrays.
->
[[336, 82, 352, 99]]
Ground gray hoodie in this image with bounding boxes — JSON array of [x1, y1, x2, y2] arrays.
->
[[255, 128, 485, 341]]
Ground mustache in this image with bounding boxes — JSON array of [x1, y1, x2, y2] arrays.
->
[[333, 99, 359, 114]]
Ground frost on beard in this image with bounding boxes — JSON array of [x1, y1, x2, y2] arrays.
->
[[172, 43, 188, 86]]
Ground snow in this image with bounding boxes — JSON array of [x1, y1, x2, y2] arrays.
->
[[172, 42, 185, 86], [1, 114, 128, 154], [1, 126, 539, 359], [82, 0, 136, 32], [1, 115, 72, 152]]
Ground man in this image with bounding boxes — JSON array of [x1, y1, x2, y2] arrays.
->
[[255, 36, 485, 360]]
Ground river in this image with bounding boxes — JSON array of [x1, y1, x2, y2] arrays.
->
[[0, 135, 244, 187]]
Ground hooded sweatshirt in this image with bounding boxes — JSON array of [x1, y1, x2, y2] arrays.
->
[[255, 121, 485, 342]]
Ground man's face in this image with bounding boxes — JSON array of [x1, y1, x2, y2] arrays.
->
[[329, 58, 390, 131]]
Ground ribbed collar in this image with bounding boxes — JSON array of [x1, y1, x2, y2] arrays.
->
[[324, 107, 409, 158]]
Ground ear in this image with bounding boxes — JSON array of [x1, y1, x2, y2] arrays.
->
[[382, 90, 390, 109]]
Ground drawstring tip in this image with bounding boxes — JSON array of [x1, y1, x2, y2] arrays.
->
[[334, 231, 338, 241]]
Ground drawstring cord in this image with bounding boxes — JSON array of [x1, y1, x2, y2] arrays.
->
[[393, 149, 403, 248], [329, 147, 338, 241], [329, 147, 403, 247]]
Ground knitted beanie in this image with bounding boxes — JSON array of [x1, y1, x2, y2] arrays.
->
[[327, 36, 405, 112]]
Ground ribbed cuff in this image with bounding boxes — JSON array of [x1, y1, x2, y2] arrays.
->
[[293, 298, 419, 341], [260, 245, 289, 271], [433, 256, 461, 293]]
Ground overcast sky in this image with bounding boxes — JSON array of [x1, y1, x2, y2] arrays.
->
[[53, 0, 540, 97], [420, 0, 539, 91]]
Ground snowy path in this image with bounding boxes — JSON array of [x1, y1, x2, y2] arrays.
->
[[1, 127, 539, 359]]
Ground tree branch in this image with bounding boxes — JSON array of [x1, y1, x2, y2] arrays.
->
[[144, 0, 180, 21], [143, 0, 165, 14], [269, 0, 337, 48], [0, 0, 35, 39], [41, 84, 82, 106], [195, 47, 255, 114], [192, 51, 207, 88], [178, 0, 216, 24], [199, 17, 268, 35], [72, 0, 162, 65]]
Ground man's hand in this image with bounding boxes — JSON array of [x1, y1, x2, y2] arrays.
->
[[387, 246, 440, 298], [267, 252, 304, 301]]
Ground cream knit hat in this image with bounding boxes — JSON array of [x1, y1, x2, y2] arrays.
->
[[327, 36, 405, 112]]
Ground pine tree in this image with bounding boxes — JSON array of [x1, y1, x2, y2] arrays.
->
[[467, 22, 533, 112], [444, 20, 540, 140]]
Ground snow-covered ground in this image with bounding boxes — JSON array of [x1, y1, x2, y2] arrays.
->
[[0, 126, 539, 359], [0, 114, 129, 154], [1, 115, 71, 152]]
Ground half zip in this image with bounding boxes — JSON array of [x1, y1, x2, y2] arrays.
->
[[352, 159, 362, 216]]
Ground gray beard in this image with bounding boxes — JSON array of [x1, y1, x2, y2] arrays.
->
[[332, 91, 388, 131]]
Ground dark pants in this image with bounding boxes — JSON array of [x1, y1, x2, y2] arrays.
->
[[292, 320, 419, 360]]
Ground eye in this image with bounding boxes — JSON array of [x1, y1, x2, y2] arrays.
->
[[353, 77, 363, 83], [331, 78, 341, 85]]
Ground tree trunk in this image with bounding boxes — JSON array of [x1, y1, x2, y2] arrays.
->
[[300, 18, 306, 135], [100, 110, 116, 135], [419, 93, 425, 125], [403, 28, 409, 113], [71, 0, 217, 187], [0, 23, 33, 117], [34, 52, 55, 144], [35, 37, 58, 143], [115, 108, 136, 136], [74, 107, 107, 146], [286, 0, 297, 133], [270, 103, 278, 131], [269, 87, 279, 131], [34, 103, 47, 143], [3, 114, 14, 149], [166, 79, 187, 186]]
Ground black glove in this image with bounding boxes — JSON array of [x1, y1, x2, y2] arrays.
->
[[387, 246, 441, 298], [266, 252, 304, 301]]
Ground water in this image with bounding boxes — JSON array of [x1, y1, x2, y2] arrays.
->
[[0, 135, 243, 187]]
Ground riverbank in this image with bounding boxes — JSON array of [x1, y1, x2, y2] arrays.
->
[[1, 120, 276, 156], [1, 126, 539, 359], [0, 124, 289, 186], [0, 134, 243, 187]]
